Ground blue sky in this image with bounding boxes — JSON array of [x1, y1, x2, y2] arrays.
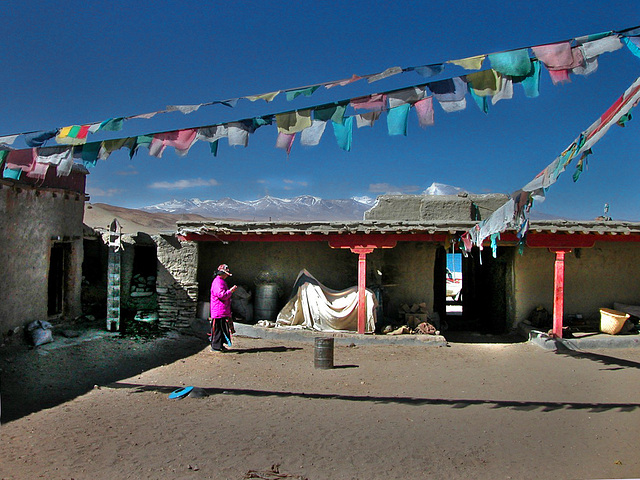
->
[[2, 1, 640, 220]]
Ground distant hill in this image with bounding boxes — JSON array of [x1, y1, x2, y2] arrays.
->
[[83, 203, 214, 234]]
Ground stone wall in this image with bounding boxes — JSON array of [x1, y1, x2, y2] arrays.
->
[[0, 182, 84, 334], [514, 242, 640, 325], [154, 235, 198, 329]]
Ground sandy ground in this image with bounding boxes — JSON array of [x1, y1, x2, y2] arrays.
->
[[1, 330, 640, 480]]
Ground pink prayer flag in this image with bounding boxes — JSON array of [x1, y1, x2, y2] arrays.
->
[[276, 132, 295, 155], [325, 74, 362, 89], [532, 42, 583, 70], [414, 97, 435, 128], [150, 128, 198, 158], [350, 94, 387, 112], [548, 69, 571, 85]]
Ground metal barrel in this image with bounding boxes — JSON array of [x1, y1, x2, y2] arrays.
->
[[314, 337, 334, 369], [254, 283, 279, 321]]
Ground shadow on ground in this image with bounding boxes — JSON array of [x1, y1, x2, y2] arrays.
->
[[0, 331, 206, 424], [109, 381, 640, 413]]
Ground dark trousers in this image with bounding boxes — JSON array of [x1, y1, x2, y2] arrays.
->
[[210, 317, 231, 350]]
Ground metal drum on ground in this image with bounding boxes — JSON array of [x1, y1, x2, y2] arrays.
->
[[254, 283, 279, 321], [314, 337, 334, 369]]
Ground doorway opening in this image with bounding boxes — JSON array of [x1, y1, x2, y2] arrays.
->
[[48, 242, 70, 317], [435, 246, 513, 334], [446, 252, 463, 316]]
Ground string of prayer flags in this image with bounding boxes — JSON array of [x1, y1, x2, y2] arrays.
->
[[1, 26, 639, 150], [465, 75, 640, 251]]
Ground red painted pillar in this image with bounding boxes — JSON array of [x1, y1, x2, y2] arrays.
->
[[357, 251, 367, 334], [352, 247, 374, 334], [550, 248, 572, 338]]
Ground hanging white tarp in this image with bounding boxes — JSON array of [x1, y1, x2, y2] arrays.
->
[[276, 269, 376, 333]]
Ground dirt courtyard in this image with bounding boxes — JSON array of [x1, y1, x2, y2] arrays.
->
[[1, 330, 640, 480]]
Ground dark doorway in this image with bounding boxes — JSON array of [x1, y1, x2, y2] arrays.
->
[[435, 245, 513, 333], [48, 242, 70, 317]]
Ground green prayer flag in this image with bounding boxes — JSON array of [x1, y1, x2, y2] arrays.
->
[[99, 117, 124, 132]]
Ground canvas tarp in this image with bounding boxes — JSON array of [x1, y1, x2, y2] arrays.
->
[[275, 269, 376, 333]]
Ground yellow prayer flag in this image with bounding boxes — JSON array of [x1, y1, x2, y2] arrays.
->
[[276, 110, 312, 134], [448, 55, 486, 70], [247, 91, 281, 103]]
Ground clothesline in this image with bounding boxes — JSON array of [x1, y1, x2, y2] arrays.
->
[[1, 25, 639, 149]]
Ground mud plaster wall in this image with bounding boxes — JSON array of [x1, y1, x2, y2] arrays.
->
[[197, 241, 358, 309], [365, 194, 508, 221], [197, 240, 437, 325], [514, 242, 640, 324], [0, 185, 84, 333], [379, 242, 437, 321]]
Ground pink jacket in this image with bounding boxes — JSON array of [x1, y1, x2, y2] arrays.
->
[[210, 276, 233, 318]]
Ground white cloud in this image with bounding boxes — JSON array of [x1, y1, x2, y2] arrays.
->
[[149, 178, 219, 189], [283, 179, 308, 187], [369, 183, 420, 194], [87, 187, 123, 197], [115, 166, 139, 176]]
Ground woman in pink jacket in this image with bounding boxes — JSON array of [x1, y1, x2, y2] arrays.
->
[[209, 264, 237, 352]]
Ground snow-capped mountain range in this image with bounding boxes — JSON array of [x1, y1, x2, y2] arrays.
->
[[140, 183, 479, 221], [141, 195, 377, 221]]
